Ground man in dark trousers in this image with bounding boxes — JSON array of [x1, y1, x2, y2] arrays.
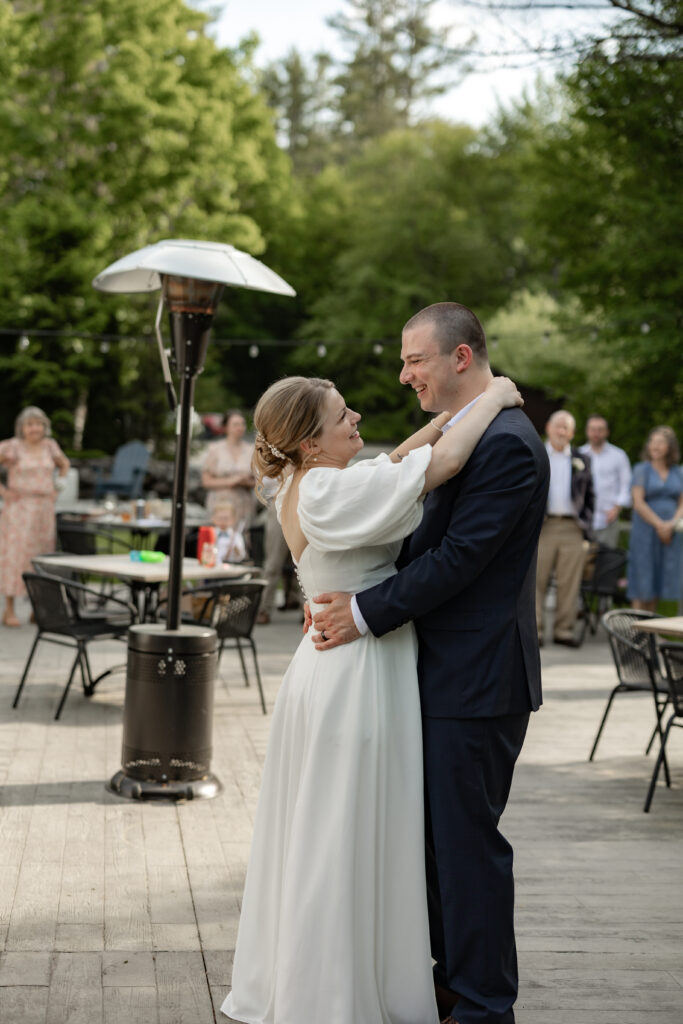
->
[[312, 302, 550, 1024]]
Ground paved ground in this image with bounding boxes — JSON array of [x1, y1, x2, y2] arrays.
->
[[1, 597, 682, 1023]]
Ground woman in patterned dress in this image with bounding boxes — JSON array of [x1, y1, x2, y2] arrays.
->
[[201, 408, 256, 528], [0, 407, 69, 626]]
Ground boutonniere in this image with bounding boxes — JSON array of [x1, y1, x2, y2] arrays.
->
[[572, 457, 585, 472]]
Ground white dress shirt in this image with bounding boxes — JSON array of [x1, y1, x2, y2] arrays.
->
[[545, 442, 575, 516], [350, 396, 484, 637], [215, 527, 247, 564], [578, 441, 631, 530]]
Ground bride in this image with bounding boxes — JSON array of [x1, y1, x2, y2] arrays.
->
[[221, 374, 522, 1024]]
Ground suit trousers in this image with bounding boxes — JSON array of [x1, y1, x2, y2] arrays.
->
[[423, 712, 530, 1024], [535, 517, 588, 641]]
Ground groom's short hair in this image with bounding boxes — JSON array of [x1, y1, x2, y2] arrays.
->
[[404, 302, 488, 364]]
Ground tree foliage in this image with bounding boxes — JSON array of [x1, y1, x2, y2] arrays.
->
[[0, 0, 293, 450], [524, 19, 683, 454]]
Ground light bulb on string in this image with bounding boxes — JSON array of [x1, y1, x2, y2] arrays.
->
[[100, 341, 110, 354], [372, 343, 383, 355], [640, 322, 651, 334], [18, 334, 30, 351], [72, 339, 84, 353], [248, 344, 259, 359], [317, 344, 327, 358]]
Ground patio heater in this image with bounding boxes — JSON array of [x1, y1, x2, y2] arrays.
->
[[93, 239, 295, 799]]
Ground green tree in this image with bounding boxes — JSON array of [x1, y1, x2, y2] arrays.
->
[[526, 28, 683, 455], [260, 49, 338, 174], [0, 0, 294, 450], [289, 121, 529, 440], [329, 0, 460, 144]]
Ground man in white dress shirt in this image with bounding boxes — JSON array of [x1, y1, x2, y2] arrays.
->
[[536, 410, 594, 647], [579, 415, 631, 549]]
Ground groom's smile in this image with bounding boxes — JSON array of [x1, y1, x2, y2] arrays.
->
[[400, 325, 459, 414]]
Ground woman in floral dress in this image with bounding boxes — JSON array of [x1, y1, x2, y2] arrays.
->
[[201, 408, 256, 528], [0, 407, 69, 626]]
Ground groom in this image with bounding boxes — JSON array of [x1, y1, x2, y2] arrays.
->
[[312, 302, 549, 1024]]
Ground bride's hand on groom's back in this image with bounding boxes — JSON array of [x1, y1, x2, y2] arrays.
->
[[311, 592, 360, 650]]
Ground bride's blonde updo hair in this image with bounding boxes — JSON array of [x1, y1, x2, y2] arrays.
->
[[252, 376, 335, 498]]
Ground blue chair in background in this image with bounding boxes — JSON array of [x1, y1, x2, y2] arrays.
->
[[94, 440, 150, 500]]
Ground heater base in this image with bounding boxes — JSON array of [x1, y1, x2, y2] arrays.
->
[[107, 770, 222, 802]]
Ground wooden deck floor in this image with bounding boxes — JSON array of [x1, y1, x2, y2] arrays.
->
[[1, 600, 682, 1023]]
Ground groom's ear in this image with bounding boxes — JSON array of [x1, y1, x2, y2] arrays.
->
[[454, 344, 473, 373]]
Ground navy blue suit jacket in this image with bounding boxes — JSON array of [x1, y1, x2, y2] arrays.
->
[[356, 407, 550, 718]]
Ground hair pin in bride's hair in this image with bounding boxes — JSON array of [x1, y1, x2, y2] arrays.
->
[[257, 432, 287, 462]]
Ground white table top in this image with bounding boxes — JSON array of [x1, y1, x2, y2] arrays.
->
[[635, 617, 683, 637], [33, 553, 252, 584]]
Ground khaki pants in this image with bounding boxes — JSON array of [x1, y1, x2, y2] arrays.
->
[[536, 517, 589, 641]]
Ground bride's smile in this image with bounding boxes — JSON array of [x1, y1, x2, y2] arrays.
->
[[305, 388, 364, 469]]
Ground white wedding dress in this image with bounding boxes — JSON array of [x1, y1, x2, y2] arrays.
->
[[221, 446, 439, 1024]]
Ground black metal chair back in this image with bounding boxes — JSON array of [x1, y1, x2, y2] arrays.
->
[[158, 578, 267, 714], [58, 522, 98, 555], [578, 545, 627, 643], [643, 643, 683, 811], [213, 581, 265, 641], [602, 609, 659, 687], [24, 572, 78, 632], [589, 609, 669, 763], [13, 572, 136, 719], [57, 522, 130, 556], [587, 545, 627, 596], [659, 644, 683, 718]]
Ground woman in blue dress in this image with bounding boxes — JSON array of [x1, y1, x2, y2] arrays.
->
[[627, 426, 683, 611]]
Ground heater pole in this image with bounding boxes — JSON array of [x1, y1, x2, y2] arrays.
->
[[165, 307, 213, 631], [166, 367, 195, 630]]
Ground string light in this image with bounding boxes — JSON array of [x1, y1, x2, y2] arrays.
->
[[0, 321, 665, 352]]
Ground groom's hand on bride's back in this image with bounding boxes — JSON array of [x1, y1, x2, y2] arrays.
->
[[312, 592, 360, 650]]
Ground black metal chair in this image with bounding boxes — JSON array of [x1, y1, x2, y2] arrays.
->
[[589, 609, 670, 766], [577, 544, 627, 645], [157, 578, 267, 714], [644, 643, 683, 812], [57, 521, 130, 556], [13, 571, 138, 720]]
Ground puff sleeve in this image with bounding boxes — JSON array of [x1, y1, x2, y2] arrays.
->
[[296, 445, 432, 552]]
